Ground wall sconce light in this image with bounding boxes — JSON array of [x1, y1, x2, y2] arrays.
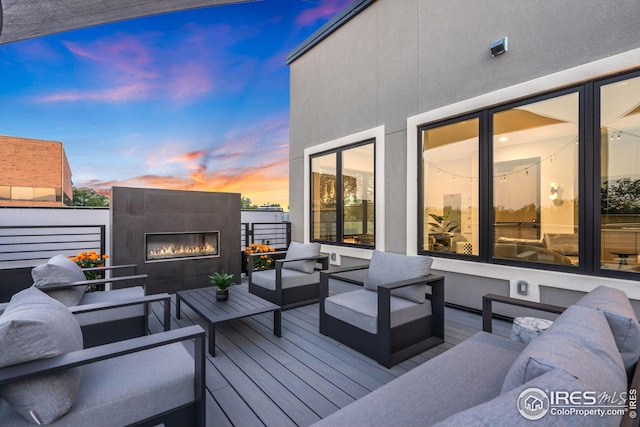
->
[[549, 182, 563, 206], [490, 37, 508, 57]]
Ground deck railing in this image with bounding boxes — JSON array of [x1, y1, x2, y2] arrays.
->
[[241, 222, 291, 250], [0, 225, 106, 266]]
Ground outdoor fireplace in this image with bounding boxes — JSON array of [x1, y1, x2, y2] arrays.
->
[[145, 231, 219, 263]]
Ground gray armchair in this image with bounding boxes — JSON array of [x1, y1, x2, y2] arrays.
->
[[319, 250, 444, 367], [0, 287, 204, 426], [248, 242, 329, 309], [29, 254, 168, 347]]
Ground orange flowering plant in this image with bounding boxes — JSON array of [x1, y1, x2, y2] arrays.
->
[[244, 243, 276, 271], [68, 251, 109, 280]]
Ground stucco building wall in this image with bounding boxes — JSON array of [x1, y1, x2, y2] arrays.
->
[[288, 0, 640, 309]]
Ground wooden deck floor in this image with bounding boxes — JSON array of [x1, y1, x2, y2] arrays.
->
[[148, 278, 512, 427]]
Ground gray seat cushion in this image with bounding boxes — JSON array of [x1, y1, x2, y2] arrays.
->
[[575, 285, 640, 378], [311, 332, 525, 427], [284, 242, 321, 274], [502, 305, 626, 393], [75, 286, 146, 326], [324, 289, 431, 334], [251, 268, 320, 291], [0, 287, 83, 425], [363, 251, 432, 303], [31, 255, 87, 306], [0, 342, 195, 426]]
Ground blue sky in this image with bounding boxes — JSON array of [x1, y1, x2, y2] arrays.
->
[[0, 0, 352, 208]]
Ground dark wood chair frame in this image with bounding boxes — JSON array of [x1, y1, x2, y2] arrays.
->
[[248, 251, 329, 309], [482, 293, 640, 427], [0, 325, 206, 427], [319, 265, 445, 368]]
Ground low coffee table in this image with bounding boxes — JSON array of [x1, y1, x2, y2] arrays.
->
[[176, 285, 281, 356]]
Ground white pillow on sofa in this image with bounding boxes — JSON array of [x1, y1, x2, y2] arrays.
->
[[31, 254, 87, 306], [0, 287, 83, 424]]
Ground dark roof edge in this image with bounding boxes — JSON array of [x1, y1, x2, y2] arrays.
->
[[286, 0, 376, 65]]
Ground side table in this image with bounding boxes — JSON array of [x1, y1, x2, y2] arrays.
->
[[511, 316, 553, 344]]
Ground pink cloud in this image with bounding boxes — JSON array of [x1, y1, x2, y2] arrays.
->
[[167, 62, 213, 100], [9, 39, 63, 64], [64, 36, 158, 79], [81, 157, 290, 208], [79, 115, 291, 206], [295, 0, 353, 27], [36, 25, 256, 104], [38, 82, 152, 103]]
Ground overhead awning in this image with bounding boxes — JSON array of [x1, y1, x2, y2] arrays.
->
[[0, 0, 251, 45]]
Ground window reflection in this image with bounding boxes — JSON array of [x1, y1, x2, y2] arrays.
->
[[600, 75, 640, 273], [492, 92, 579, 266], [310, 141, 375, 247], [422, 117, 479, 255], [311, 153, 337, 242], [342, 144, 374, 246]]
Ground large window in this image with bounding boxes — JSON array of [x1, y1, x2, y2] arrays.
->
[[418, 69, 640, 278], [599, 74, 640, 274], [1, 186, 62, 203], [311, 140, 375, 247], [493, 92, 580, 267], [421, 116, 479, 256]]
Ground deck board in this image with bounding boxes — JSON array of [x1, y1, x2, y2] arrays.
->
[[148, 278, 514, 427]]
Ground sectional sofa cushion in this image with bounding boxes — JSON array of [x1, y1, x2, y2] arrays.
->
[[311, 332, 525, 427], [436, 369, 624, 427], [502, 305, 626, 393], [0, 287, 83, 425], [31, 255, 87, 306], [363, 251, 432, 303], [284, 242, 321, 274], [575, 285, 640, 378]]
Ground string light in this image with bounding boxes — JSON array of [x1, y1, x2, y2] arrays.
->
[[425, 136, 579, 182]]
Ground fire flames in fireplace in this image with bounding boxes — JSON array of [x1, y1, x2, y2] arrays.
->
[[148, 242, 217, 258], [145, 231, 219, 262]]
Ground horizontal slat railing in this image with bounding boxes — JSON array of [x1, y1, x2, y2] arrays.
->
[[0, 225, 106, 265], [241, 222, 291, 250]]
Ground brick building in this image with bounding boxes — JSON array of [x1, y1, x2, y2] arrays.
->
[[0, 135, 73, 206]]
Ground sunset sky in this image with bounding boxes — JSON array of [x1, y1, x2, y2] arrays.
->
[[0, 0, 352, 208]]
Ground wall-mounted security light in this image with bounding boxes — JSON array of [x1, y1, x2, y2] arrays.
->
[[490, 37, 508, 57]]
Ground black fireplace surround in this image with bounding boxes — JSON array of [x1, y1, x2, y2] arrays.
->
[[111, 187, 241, 294]]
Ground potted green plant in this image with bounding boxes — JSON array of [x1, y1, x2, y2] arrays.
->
[[209, 272, 235, 301], [428, 214, 459, 251]]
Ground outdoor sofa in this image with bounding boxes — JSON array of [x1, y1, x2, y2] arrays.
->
[[312, 285, 640, 426]]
